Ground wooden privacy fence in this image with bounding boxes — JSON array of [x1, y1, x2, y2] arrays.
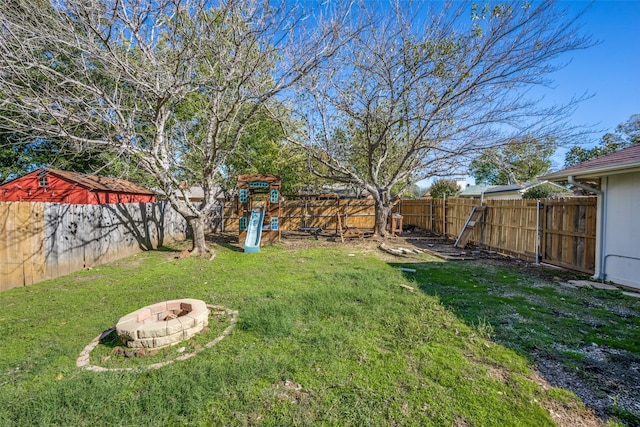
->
[[0, 202, 188, 291], [399, 197, 597, 274], [541, 198, 597, 274], [222, 198, 377, 232], [2, 196, 597, 291]]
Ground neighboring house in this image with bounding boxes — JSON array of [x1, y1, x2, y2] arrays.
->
[[542, 144, 640, 290], [458, 184, 496, 199], [182, 186, 205, 203], [157, 182, 224, 203], [314, 183, 365, 199], [482, 180, 567, 200], [0, 168, 155, 204]]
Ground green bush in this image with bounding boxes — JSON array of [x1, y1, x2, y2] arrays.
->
[[428, 179, 461, 199], [522, 183, 570, 199]]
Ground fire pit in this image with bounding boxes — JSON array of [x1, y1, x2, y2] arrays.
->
[[116, 299, 209, 348]]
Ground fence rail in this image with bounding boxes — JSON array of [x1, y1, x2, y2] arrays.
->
[[222, 198, 377, 232]]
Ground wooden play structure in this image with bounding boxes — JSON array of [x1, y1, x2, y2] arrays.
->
[[228, 187, 403, 244], [236, 174, 281, 251]]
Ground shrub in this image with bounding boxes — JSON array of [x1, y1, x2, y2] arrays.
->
[[427, 179, 461, 199], [522, 183, 570, 199]]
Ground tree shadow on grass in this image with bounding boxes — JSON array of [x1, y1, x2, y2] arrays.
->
[[155, 245, 182, 253], [389, 260, 640, 422], [207, 232, 244, 253]]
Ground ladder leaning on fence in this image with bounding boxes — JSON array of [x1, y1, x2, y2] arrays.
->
[[454, 205, 486, 248]]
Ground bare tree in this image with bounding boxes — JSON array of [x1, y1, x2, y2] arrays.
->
[[284, 1, 592, 236], [0, 0, 347, 255]]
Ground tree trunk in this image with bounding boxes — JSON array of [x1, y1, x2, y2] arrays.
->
[[188, 216, 211, 257], [373, 199, 391, 237]]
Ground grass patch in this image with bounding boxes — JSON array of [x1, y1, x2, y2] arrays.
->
[[400, 259, 640, 423], [0, 240, 621, 425]]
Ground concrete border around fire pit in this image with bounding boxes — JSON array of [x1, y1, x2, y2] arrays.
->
[[77, 305, 238, 372]]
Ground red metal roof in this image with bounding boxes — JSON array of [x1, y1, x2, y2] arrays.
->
[[543, 144, 640, 180], [44, 168, 155, 195]]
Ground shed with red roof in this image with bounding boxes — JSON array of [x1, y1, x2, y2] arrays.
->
[[0, 168, 155, 204]]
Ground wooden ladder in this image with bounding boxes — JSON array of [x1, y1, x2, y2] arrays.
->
[[454, 206, 486, 248]]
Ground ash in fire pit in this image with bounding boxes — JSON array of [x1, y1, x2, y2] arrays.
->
[[116, 299, 209, 348]]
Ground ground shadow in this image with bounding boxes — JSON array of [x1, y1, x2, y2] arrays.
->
[[388, 259, 640, 423], [207, 232, 244, 253]]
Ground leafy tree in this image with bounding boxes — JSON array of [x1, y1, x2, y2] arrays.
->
[[397, 184, 422, 199], [522, 183, 570, 199], [0, 134, 151, 185], [428, 180, 461, 199], [222, 110, 311, 195], [0, 133, 34, 183], [565, 114, 640, 167], [469, 136, 557, 185], [0, 0, 347, 255], [284, 1, 591, 236]]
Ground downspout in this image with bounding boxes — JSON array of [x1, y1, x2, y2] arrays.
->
[[567, 176, 605, 281]]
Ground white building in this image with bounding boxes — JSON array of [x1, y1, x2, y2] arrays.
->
[[543, 144, 640, 290]]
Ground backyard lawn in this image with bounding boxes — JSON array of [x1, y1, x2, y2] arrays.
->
[[0, 236, 638, 426]]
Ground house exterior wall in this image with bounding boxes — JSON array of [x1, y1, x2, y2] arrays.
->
[[603, 171, 640, 289], [0, 172, 155, 204]]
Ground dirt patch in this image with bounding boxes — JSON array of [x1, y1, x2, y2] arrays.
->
[[537, 344, 640, 420], [530, 371, 604, 427]]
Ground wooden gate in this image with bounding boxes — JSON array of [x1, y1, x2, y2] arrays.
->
[[541, 197, 597, 274]]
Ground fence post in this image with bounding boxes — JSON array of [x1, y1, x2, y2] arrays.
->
[[430, 200, 433, 232], [221, 203, 225, 232], [304, 199, 308, 229], [536, 200, 542, 265], [443, 194, 446, 237], [345, 200, 349, 227]]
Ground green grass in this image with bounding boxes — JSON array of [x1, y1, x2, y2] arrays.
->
[[0, 241, 622, 426], [398, 259, 640, 424], [399, 260, 640, 355]]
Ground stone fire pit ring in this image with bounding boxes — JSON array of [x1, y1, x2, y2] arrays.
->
[[77, 304, 238, 372], [116, 298, 209, 349]]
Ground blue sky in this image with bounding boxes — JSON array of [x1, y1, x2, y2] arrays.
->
[[541, 0, 640, 169], [426, 0, 640, 187]]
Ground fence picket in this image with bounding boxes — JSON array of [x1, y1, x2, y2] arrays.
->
[[398, 197, 596, 273], [1, 196, 597, 291], [1, 202, 188, 291]]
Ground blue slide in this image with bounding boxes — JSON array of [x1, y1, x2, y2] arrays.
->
[[244, 209, 265, 253]]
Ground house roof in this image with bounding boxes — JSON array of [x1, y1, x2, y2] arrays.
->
[[483, 180, 567, 195], [184, 186, 204, 199], [485, 181, 535, 194], [458, 184, 495, 197], [43, 168, 155, 195], [542, 144, 640, 181]]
